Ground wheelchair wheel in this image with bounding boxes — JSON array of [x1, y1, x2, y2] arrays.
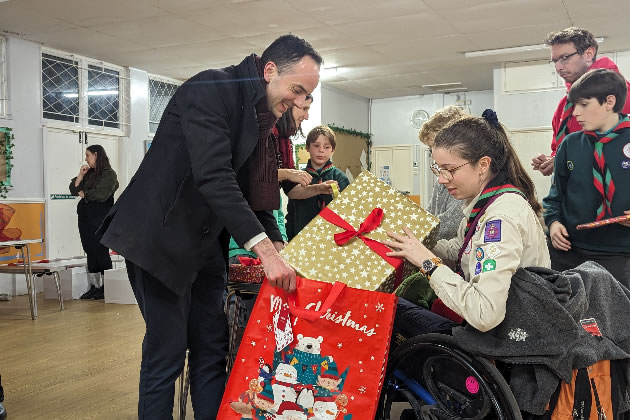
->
[[377, 334, 521, 420]]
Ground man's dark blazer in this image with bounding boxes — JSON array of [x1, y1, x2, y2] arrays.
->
[[99, 55, 281, 296]]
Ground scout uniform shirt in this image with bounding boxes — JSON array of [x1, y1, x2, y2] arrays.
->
[[431, 192, 550, 332]]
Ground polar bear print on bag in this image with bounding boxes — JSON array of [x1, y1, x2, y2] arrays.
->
[[289, 334, 333, 385]]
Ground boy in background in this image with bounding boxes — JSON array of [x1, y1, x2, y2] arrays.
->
[[543, 68, 630, 285], [283, 125, 350, 240]]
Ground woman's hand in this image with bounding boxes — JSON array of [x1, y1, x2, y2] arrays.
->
[[279, 169, 312, 187], [383, 226, 435, 267], [78, 191, 85, 198], [619, 210, 630, 228], [78, 165, 89, 179]]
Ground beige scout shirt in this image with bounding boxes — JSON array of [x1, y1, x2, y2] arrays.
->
[[430, 192, 550, 332]]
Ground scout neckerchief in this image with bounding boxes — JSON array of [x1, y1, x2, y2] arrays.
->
[[552, 100, 575, 154], [583, 114, 630, 220], [305, 159, 336, 209], [455, 171, 526, 277]]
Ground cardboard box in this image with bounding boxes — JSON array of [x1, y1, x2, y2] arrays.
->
[[104, 268, 136, 305], [43, 266, 90, 300]]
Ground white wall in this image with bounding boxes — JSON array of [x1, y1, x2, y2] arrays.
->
[[493, 66, 565, 130], [119, 67, 150, 187], [370, 90, 494, 147], [321, 85, 369, 133], [0, 38, 44, 200]]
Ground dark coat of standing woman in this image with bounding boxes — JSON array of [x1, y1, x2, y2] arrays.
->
[[69, 144, 119, 300]]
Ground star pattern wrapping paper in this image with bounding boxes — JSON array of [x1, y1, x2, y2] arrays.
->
[[281, 171, 440, 292]]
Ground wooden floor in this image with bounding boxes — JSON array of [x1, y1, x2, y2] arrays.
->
[[0, 294, 404, 420], [0, 293, 194, 420]]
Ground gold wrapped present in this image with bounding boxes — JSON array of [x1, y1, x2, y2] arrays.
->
[[281, 171, 439, 292]]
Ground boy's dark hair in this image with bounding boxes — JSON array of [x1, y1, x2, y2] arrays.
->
[[306, 125, 336, 150], [262, 34, 323, 74], [568, 68, 627, 113], [276, 96, 314, 139], [544, 27, 598, 60]]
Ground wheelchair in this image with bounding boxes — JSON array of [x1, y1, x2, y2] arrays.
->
[[376, 333, 522, 420]]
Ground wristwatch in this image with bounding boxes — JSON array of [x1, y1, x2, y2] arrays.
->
[[420, 257, 443, 278]]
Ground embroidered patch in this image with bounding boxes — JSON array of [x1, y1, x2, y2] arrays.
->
[[622, 159, 630, 170], [508, 327, 528, 342], [482, 259, 496, 272], [474, 262, 482, 275], [464, 240, 472, 254], [475, 247, 484, 261], [624, 142, 630, 158], [567, 160, 574, 171], [580, 318, 602, 337], [486, 243, 501, 258], [483, 220, 502, 243]]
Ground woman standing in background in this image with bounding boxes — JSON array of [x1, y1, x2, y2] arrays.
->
[[69, 145, 119, 300]]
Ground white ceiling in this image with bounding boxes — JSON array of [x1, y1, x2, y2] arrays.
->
[[1, 0, 629, 99]]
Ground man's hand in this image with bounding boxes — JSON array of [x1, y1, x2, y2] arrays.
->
[[273, 241, 286, 252], [279, 169, 312, 187], [252, 238, 296, 293], [539, 156, 555, 176], [78, 191, 85, 198], [531, 153, 546, 170], [319, 180, 338, 195], [619, 210, 630, 228], [550, 221, 571, 251]]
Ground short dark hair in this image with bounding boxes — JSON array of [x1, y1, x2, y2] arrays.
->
[[306, 125, 336, 150], [568, 68, 627, 113], [544, 27, 598, 59], [261, 34, 323, 74]]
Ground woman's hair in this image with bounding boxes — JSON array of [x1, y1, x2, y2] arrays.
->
[[434, 114, 542, 215], [276, 95, 313, 139], [86, 144, 111, 178], [418, 105, 467, 148]]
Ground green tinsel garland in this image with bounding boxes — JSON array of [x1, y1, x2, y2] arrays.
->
[[0, 127, 15, 199]]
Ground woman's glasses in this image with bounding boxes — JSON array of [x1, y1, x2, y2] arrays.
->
[[430, 162, 470, 181]]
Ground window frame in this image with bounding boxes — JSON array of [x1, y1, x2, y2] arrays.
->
[[41, 47, 129, 136], [0, 36, 7, 119], [147, 74, 181, 136]]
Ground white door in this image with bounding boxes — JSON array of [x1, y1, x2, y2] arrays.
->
[[44, 128, 120, 259]]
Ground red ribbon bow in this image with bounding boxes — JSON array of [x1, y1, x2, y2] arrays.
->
[[319, 207, 404, 287], [237, 256, 262, 266]]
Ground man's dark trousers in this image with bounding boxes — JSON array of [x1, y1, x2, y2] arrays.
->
[[126, 241, 228, 420]]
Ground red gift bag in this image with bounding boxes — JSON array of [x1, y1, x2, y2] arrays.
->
[[218, 276, 397, 420]]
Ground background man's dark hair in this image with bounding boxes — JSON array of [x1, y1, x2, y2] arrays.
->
[[544, 27, 598, 59], [568, 68, 627, 113], [261, 34, 323, 74]]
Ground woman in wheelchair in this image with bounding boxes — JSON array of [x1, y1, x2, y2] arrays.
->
[[385, 110, 550, 333], [378, 111, 630, 420]]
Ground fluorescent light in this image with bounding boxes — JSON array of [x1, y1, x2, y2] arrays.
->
[[464, 37, 605, 58], [64, 90, 119, 98], [422, 82, 463, 88], [436, 87, 468, 92]]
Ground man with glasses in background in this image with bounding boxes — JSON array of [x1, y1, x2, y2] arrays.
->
[[531, 27, 630, 176]]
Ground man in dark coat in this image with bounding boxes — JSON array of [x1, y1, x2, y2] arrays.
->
[[98, 35, 321, 419]]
